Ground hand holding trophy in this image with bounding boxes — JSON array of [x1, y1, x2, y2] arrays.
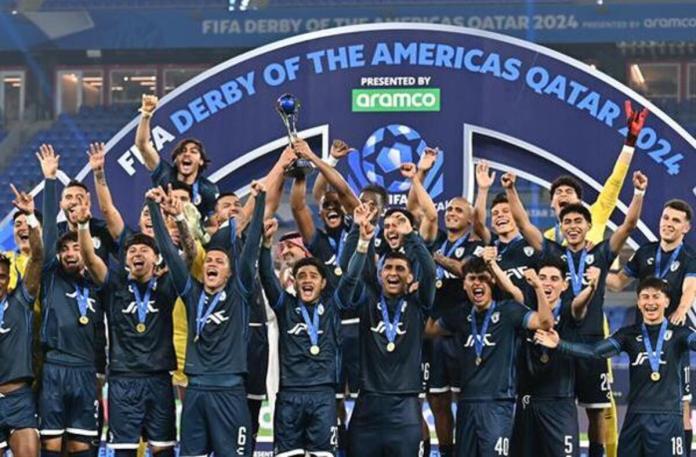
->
[[276, 93, 314, 178]]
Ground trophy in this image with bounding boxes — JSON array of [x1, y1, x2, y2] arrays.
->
[[275, 93, 314, 178]]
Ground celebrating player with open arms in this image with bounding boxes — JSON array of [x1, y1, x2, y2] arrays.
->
[[0, 185, 43, 457]]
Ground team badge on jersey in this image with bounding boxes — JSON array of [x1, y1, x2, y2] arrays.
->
[[491, 312, 500, 324], [524, 246, 534, 257], [455, 247, 465, 258], [671, 261, 680, 272], [586, 254, 595, 265], [92, 236, 102, 250], [318, 304, 325, 315]]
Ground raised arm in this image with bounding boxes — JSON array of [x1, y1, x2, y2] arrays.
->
[[237, 181, 266, 291], [312, 139, 351, 205], [160, 185, 198, 269], [473, 161, 496, 243], [401, 162, 438, 244], [609, 171, 647, 255], [406, 147, 438, 234], [135, 94, 161, 171], [670, 274, 696, 326], [534, 328, 621, 359], [76, 205, 107, 285], [433, 252, 466, 278], [404, 231, 437, 308], [263, 145, 296, 220], [502, 173, 544, 251], [294, 139, 360, 214], [606, 271, 635, 293], [10, 185, 42, 297], [38, 144, 59, 266], [88, 142, 125, 240], [482, 247, 524, 303], [523, 270, 554, 330], [571, 266, 600, 320], [290, 176, 316, 244], [334, 204, 373, 308], [259, 218, 283, 309]]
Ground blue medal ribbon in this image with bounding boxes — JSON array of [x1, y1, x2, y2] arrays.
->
[[654, 244, 682, 279], [73, 283, 90, 320], [192, 180, 201, 205], [379, 296, 404, 346], [552, 300, 563, 323], [228, 217, 237, 253], [131, 278, 155, 327], [327, 230, 346, 265], [494, 234, 523, 257], [554, 224, 565, 245], [0, 297, 7, 328], [436, 233, 469, 280], [640, 320, 668, 375], [470, 301, 497, 363], [299, 301, 321, 349], [565, 248, 588, 295], [195, 290, 223, 341]]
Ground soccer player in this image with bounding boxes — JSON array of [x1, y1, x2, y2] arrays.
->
[[258, 206, 373, 456], [149, 180, 265, 456], [426, 256, 554, 457], [76, 196, 179, 456], [136, 94, 220, 218], [607, 199, 695, 448], [505, 169, 647, 457], [0, 185, 42, 457], [535, 277, 696, 457], [37, 146, 106, 456], [347, 205, 437, 457]]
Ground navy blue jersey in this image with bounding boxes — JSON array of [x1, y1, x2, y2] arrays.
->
[[149, 191, 264, 386], [58, 218, 117, 266], [518, 299, 580, 399], [439, 300, 533, 401], [101, 268, 178, 374], [307, 220, 351, 294], [490, 233, 540, 305], [42, 178, 107, 371], [560, 322, 696, 415], [543, 239, 616, 336], [258, 244, 365, 389], [429, 229, 484, 319], [151, 160, 219, 218], [356, 233, 436, 394], [625, 242, 696, 315], [0, 283, 36, 384]]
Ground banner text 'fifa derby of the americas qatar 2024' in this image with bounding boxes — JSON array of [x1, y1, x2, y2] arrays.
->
[[53, 25, 695, 246]]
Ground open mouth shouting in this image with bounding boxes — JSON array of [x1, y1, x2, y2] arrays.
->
[[471, 286, 486, 301], [385, 231, 401, 249], [179, 156, 196, 175], [205, 268, 220, 281]]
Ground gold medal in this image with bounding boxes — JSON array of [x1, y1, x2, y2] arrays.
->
[[435, 279, 443, 289], [650, 372, 661, 382], [475, 357, 482, 366], [136, 323, 146, 334], [79, 316, 89, 325], [540, 353, 550, 364], [334, 266, 343, 276], [310, 345, 320, 355], [386, 342, 395, 352]]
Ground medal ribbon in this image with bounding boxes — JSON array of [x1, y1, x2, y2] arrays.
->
[[192, 180, 201, 205], [379, 296, 405, 345], [641, 320, 668, 375], [195, 290, 223, 340], [655, 244, 682, 279], [327, 230, 346, 267], [494, 234, 523, 257], [73, 283, 90, 321], [131, 278, 155, 327], [554, 223, 565, 245], [566, 248, 588, 295], [470, 301, 497, 362], [299, 301, 321, 349], [0, 297, 7, 328], [436, 233, 469, 280]]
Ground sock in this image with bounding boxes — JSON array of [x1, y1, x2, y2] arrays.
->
[[41, 452, 62, 457], [113, 451, 138, 457], [589, 442, 605, 457], [685, 429, 692, 456], [422, 438, 431, 457], [439, 444, 454, 457], [68, 451, 93, 457], [152, 449, 175, 457]]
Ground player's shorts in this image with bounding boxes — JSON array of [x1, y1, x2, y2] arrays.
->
[[336, 321, 360, 399], [179, 385, 251, 457], [456, 400, 514, 457], [274, 387, 337, 456], [106, 372, 176, 450], [619, 412, 685, 457], [245, 323, 269, 401], [680, 351, 691, 402], [0, 385, 39, 448], [574, 334, 613, 409], [39, 362, 99, 439], [348, 392, 422, 457], [510, 396, 579, 457], [427, 334, 461, 394]]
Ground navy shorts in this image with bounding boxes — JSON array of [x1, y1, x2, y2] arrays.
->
[[348, 393, 422, 457], [245, 324, 269, 401], [179, 386, 251, 457], [456, 400, 514, 457], [39, 363, 99, 439], [511, 396, 579, 457], [106, 372, 176, 449], [574, 335, 613, 409], [428, 335, 461, 394], [0, 386, 39, 448], [337, 321, 360, 399], [274, 387, 337, 456], [619, 413, 685, 457]]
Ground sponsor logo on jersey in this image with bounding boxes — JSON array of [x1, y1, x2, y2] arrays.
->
[[287, 323, 326, 336], [65, 291, 97, 312], [370, 321, 406, 336], [463, 333, 496, 347], [122, 300, 160, 315], [504, 266, 530, 280], [205, 310, 229, 326], [631, 351, 666, 367]]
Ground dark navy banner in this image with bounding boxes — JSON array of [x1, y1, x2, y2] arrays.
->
[[3, 3, 696, 50], [6, 24, 696, 246]]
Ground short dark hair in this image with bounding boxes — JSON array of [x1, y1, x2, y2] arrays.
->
[[292, 257, 327, 279], [13, 210, 43, 224], [559, 203, 592, 224], [382, 251, 412, 270], [171, 138, 210, 172], [360, 183, 388, 205], [637, 277, 671, 300], [216, 192, 239, 204], [550, 175, 583, 201], [664, 199, 693, 222], [170, 181, 193, 199], [384, 207, 415, 228], [64, 180, 89, 194], [57, 231, 78, 251], [461, 256, 489, 277], [490, 193, 508, 210], [537, 256, 567, 276], [124, 233, 158, 255]]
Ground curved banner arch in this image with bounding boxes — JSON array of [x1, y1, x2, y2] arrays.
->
[[9, 24, 696, 246]]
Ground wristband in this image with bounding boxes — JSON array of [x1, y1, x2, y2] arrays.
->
[[324, 155, 339, 167], [357, 239, 370, 252], [26, 214, 39, 228], [78, 221, 90, 231], [175, 213, 186, 222], [634, 188, 645, 197], [138, 108, 153, 119]]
